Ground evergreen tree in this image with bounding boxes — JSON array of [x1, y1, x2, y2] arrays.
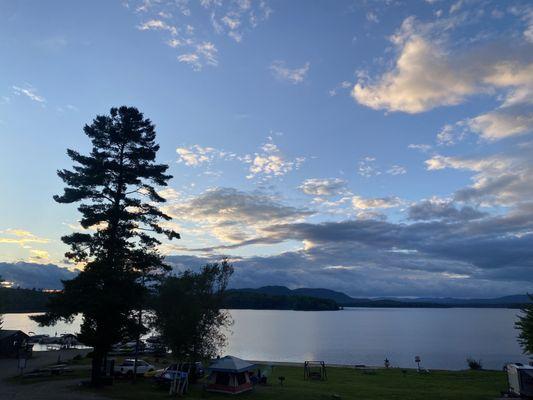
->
[[32, 106, 179, 384], [516, 294, 533, 355], [152, 261, 233, 361]]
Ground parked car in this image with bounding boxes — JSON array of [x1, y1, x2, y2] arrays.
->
[[115, 359, 155, 376], [154, 362, 205, 384]]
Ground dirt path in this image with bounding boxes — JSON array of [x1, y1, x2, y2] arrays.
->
[[0, 349, 106, 400]]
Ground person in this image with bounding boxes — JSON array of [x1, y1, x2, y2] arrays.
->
[[384, 358, 390, 368]]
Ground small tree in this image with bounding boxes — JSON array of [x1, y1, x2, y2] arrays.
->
[[466, 358, 482, 370], [32, 106, 179, 384], [152, 260, 233, 361], [516, 294, 533, 355]]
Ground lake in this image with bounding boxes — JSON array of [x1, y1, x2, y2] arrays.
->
[[3, 308, 529, 370]]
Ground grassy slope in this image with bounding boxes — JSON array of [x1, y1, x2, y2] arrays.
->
[[81, 365, 506, 400]]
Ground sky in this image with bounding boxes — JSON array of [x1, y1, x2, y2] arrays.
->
[[1, 0, 532, 297]]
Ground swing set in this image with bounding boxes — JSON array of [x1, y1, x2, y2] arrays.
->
[[304, 361, 328, 381]]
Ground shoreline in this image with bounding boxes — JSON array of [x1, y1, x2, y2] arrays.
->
[[20, 350, 513, 372]]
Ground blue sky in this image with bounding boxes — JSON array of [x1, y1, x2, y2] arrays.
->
[[1, 0, 532, 297]]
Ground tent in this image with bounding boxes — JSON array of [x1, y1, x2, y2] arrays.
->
[[206, 356, 255, 394]]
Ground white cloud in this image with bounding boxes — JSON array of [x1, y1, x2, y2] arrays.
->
[[408, 143, 432, 152], [366, 11, 379, 23], [246, 139, 304, 179], [352, 195, 403, 210], [12, 85, 46, 103], [357, 157, 381, 177], [352, 34, 479, 113], [352, 15, 533, 120], [0, 229, 49, 245], [176, 144, 232, 166], [270, 61, 310, 84], [177, 41, 218, 71], [129, 0, 271, 70], [138, 19, 177, 36], [468, 105, 533, 141], [329, 80, 352, 97], [387, 165, 407, 175], [299, 178, 347, 196], [164, 187, 312, 244], [425, 154, 509, 172]]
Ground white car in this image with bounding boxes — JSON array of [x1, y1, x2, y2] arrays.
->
[[115, 359, 155, 376]]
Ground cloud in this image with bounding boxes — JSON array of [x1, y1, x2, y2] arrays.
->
[[352, 14, 533, 138], [129, 0, 271, 70], [12, 85, 46, 103], [386, 165, 407, 175], [366, 11, 379, 23], [425, 154, 509, 172], [175, 139, 301, 181], [0, 229, 50, 245], [352, 34, 476, 113], [299, 178, 347, 196], [468, 104, 533, 140], [408, 143, 432, 152], [177, 41, 218, 70], [176, 145, 223, 166], [269, 61, 310, 84], [246, 140, 304, 179], [138, 19, 178, 35], [426, 146, 533, 206], [352, 196, 403, 210], [407, 198, 487, 221], [329, 81, 352, 97], [164, 199, 533, 297], [436, 122, 468, 145], [357, 157, 380, 177], [163, 187, 313, 244], [29, 249, 51, 261]]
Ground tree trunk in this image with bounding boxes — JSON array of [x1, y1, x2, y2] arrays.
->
[[91, 349, 103, 386]]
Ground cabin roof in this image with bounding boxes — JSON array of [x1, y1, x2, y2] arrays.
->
[[0, 330, 29, 340]]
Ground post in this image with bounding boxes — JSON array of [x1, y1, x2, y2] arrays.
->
[[133, 273, 146, 381], [132, 307, 142, 381]]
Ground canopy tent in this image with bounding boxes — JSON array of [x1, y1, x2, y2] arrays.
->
[[206, 356, 256, 394]]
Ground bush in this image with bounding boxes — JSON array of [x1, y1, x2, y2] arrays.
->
[[467, 358, 482, 370]]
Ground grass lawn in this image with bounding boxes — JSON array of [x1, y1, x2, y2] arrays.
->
[[80, 365, 507, 400]]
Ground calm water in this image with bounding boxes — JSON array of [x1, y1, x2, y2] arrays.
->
[[3, 308, 529, 370]]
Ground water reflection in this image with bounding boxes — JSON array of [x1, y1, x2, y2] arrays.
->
[[3, 308, 528, 370]]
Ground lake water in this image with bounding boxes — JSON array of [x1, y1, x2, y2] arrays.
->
[[3, 308, 529, 370]]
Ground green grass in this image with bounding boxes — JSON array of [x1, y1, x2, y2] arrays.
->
[[79, 365, 507, 400]]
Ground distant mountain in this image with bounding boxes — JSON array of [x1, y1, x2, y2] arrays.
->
[[0, 262, 530, 308], [233, 286, 531, 308], [390, 294, 532, 306], [224, 289, 340, 311], [0, 262, 76, 290], [237, 285, 354, 304]]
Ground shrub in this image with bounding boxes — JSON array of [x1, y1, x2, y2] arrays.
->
[[467, 358, 482, 370]]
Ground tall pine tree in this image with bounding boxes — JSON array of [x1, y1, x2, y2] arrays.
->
[[33, 106, 179, 384]]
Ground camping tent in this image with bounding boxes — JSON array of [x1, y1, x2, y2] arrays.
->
[[206, 356, 255, 394]]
